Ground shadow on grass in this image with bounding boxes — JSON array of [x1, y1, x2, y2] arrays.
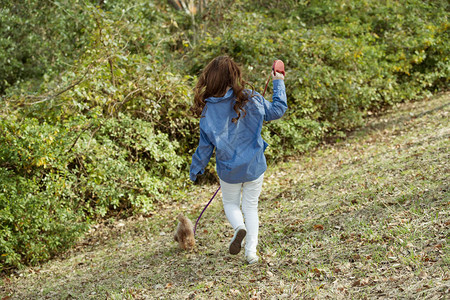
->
[[364, 96, 450, 133]]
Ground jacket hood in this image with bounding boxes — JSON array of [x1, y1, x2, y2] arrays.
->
[[205, 88, 234, 103]]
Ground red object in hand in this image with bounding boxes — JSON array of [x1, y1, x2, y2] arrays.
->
[[272, 60, 285, 76], [263, 59, 285, 97]]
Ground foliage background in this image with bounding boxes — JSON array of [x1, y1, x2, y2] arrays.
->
[[0, 0, 448, 271]]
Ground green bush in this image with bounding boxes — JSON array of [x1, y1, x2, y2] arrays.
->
[[184, 0, 448, 155], [0, 0, 94, 94], [0, 118, 87, 269], [0, 109, 188, 269], [1, 2, 196, 268]]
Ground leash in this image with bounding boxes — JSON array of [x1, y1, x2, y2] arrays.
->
[[193, 185, 221, 235], [262, 74, 271, 97]]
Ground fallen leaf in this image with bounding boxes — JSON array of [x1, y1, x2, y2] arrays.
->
[[419, 271, 427, 279], [352, 278, 370, 287], [313, 224, 324, 231], [312, 268, 323, 275], [352, 280, 361, 287]]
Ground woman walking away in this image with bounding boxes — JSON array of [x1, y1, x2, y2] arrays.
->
[[189, 55, 287, 264]]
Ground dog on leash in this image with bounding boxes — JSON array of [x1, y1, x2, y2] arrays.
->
[[174, 214, 195, 250]]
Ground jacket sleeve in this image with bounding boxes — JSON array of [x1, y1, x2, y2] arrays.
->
[[189, 126, 214, 181], [263, 79, 288, 121]]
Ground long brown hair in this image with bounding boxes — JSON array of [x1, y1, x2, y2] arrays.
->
[[191, 56, 253, 123]]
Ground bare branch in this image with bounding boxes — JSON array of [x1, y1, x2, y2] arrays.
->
[[66, 122, 94, 153], [24, 66, 92, 105]]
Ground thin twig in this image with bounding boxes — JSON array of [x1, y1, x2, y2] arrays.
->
[[24, 66, 92, 105], [108, 58, 116, 87], [86, 125, 101, 150], [66, 122, 95, 153], [22, 50, 118, 106], [112, 88, 143, 114]]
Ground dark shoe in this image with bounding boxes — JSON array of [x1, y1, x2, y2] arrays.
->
[[229, 226, 246, 255]]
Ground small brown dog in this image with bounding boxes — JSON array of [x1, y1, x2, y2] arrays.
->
[[174, 214, 195, 250]]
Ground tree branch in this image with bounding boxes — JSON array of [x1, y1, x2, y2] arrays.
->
[[24, 65, 92, 105]]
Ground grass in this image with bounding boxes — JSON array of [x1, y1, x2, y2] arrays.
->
[[1, 92, 449, 299]]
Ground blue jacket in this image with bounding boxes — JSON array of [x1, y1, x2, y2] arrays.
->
[[190, 79, 287, 184]]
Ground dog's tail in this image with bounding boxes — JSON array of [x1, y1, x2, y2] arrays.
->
[[177, 214, 194, 231]]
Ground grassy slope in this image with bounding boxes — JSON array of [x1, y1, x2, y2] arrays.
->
[[1, 93, 449, 299]]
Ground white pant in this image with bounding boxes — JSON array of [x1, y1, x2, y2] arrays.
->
[[220, 174, 264, 256]]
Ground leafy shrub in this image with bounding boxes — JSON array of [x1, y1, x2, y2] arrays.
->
[[1, 2, 197, 269], [0, 1, 94, 94], [183, 0, 448, 155], [0, 118, 87, 269]]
